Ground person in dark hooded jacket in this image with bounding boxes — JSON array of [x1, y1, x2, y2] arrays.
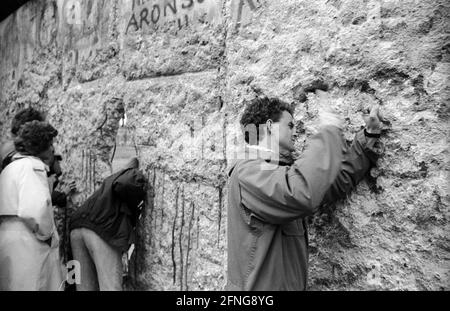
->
[[69, 157, 147, 291]]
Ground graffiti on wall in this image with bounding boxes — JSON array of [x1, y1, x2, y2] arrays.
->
[[61, 0, 110, 65], [0, 1, 59, 96], [125, 0, 221, 34], [232, 0, 256, 31], [138, 168, 226, 290], [38, 1, 59, 48], [230, 0, 263, 33], [0, 16, 20, 95]]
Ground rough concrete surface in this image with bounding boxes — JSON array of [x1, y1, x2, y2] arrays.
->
[[0, 0, 448, 290]]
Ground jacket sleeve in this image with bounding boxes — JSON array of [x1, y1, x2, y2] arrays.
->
[[238, 126, 346, 225], [320, 129, 382, 207], [51, 190, 67, 207], [17, 161, 54, 242]]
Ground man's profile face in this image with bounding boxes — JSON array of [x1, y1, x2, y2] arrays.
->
[[38, 141, 55, 167], [275, 110, 295, 154], [51, 156, 62, 177]]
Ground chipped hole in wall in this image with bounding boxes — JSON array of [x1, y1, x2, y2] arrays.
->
[[119, 113, 128, 127], [217, 96, 224, 111], [111, 112, 138, 172]]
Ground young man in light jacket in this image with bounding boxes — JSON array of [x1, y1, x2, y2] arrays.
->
[[227, 96, 383, 290]]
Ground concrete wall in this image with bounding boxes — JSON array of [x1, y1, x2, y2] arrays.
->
[[0, 0, 448, 290]]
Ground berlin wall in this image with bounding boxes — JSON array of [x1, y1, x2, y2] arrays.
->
[[0, 0, 448, 290]]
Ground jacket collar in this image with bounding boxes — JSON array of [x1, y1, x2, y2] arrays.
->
[[245, 145, 294, 165], [12, 153, 50, 172], [227, 144, 295, 176]]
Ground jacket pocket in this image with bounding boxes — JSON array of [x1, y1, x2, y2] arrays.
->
[[240, 203, 265, 235], [281, 220, 304, 236], [249, 213, 264, 235]]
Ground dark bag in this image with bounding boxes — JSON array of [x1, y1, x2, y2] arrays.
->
[[1, 150, 16, 170]]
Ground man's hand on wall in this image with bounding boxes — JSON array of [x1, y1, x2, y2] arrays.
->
[[62, 181, 77, 196], [316, 90, 344, 130], [364, 105, 383, 134]]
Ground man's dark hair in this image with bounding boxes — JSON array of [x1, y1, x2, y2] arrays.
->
[[11, 107, 45, 136], [240, 97, 294, 144], [14, 121, 58, 156]]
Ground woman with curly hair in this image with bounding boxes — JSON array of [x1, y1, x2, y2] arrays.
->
[[0, 120, 64, 290], [0, 107, 45, 173]]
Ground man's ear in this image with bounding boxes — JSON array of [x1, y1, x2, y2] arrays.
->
[[266, 119, 273, 136]]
